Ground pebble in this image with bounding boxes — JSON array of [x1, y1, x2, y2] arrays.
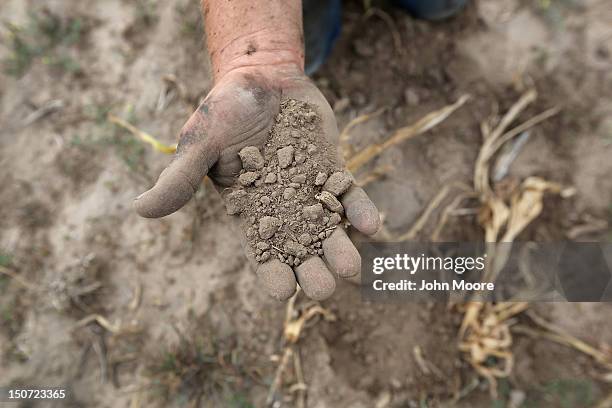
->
[[264, 173, 277, 183], [303, 203, 324, 220], [225, 189, 246, 215], [256, 242, 270, 251], [291, 174, 306, 184], [260, 196, 271, 206], [283, 187, 296, 200], [239, 171, 259, 186], [323, 171, 352, 196], [307, 144, 318, 154], [259, 216, 281, 239], [238, 146, 264, 171], [328, 213, 342, 225], [305, 111, 316, 122], [277, 146, 295, 168], [298, 233, 313, 246], [246, 227, 256, 238], [284, 241, 308, 258], [295, 152, 306, 164], [314, 172, 328, 186]]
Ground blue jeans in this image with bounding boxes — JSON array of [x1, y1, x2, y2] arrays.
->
[[304, 0, 468, 74]]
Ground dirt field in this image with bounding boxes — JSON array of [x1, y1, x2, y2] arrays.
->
[[1, 0, 611, 407]]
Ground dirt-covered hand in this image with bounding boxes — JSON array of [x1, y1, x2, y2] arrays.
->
[[134, 67, 380, 301]]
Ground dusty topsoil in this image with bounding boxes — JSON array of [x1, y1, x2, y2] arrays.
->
[[1, 0, 611, 407], [225, 98, 347, 268]]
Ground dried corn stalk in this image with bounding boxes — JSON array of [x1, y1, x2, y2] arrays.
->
[[267, 289, 336, 407], [482, 177, 575, 283], [458, 302, 528, 397], [108, 114, 177, 154], [345, 95, 471, 174], [458, 90, 571, 396]]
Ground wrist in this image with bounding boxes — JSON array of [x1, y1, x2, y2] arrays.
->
[[210, 29, 305, 84], [202, 0, 304, 84]]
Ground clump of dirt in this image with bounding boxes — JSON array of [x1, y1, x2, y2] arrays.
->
[[45, 253, 108, 315], [222, 99, 353, 267]]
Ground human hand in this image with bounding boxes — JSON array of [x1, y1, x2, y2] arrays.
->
[[134, 66, 379, 301]]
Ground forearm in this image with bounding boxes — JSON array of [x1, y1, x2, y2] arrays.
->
[[201, 0, 305, 83]]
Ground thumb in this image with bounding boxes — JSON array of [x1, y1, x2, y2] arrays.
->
[[134, 114, 219, 218]]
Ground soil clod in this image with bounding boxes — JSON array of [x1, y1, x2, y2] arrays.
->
[[303, 203, 324, 221], [314, 172, 328, 186], [238, 171, 259, 186], [264, 173, 277, 184], [277, 146, 295, 169], [238, 146, 265, 171], [323, 171, 353, 196], [222, 99, 351, 266], [258, 216, 281, 239]]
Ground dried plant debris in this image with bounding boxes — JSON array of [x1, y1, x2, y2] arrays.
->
[[46, 253, 105, 314], [222, 99, 352, 267]]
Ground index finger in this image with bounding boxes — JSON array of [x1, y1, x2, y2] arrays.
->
[[340, 185, 380, 236]]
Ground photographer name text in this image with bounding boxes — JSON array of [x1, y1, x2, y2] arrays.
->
[[371, 254, 494, 292]]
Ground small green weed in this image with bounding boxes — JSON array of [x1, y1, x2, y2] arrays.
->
[[533, 0, 582, 30], [135, 0, 159, 27], [0, 251, 12, 292], [108, 107, 148, 173], [520, 378, 595, 408], [71, 104, 148, 174], [2, 9, 87, 77], [0, 251, 11, 267], [490, 377, 596, 408], [146, 322, 254, 407], [174, 1, 202, 39]]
